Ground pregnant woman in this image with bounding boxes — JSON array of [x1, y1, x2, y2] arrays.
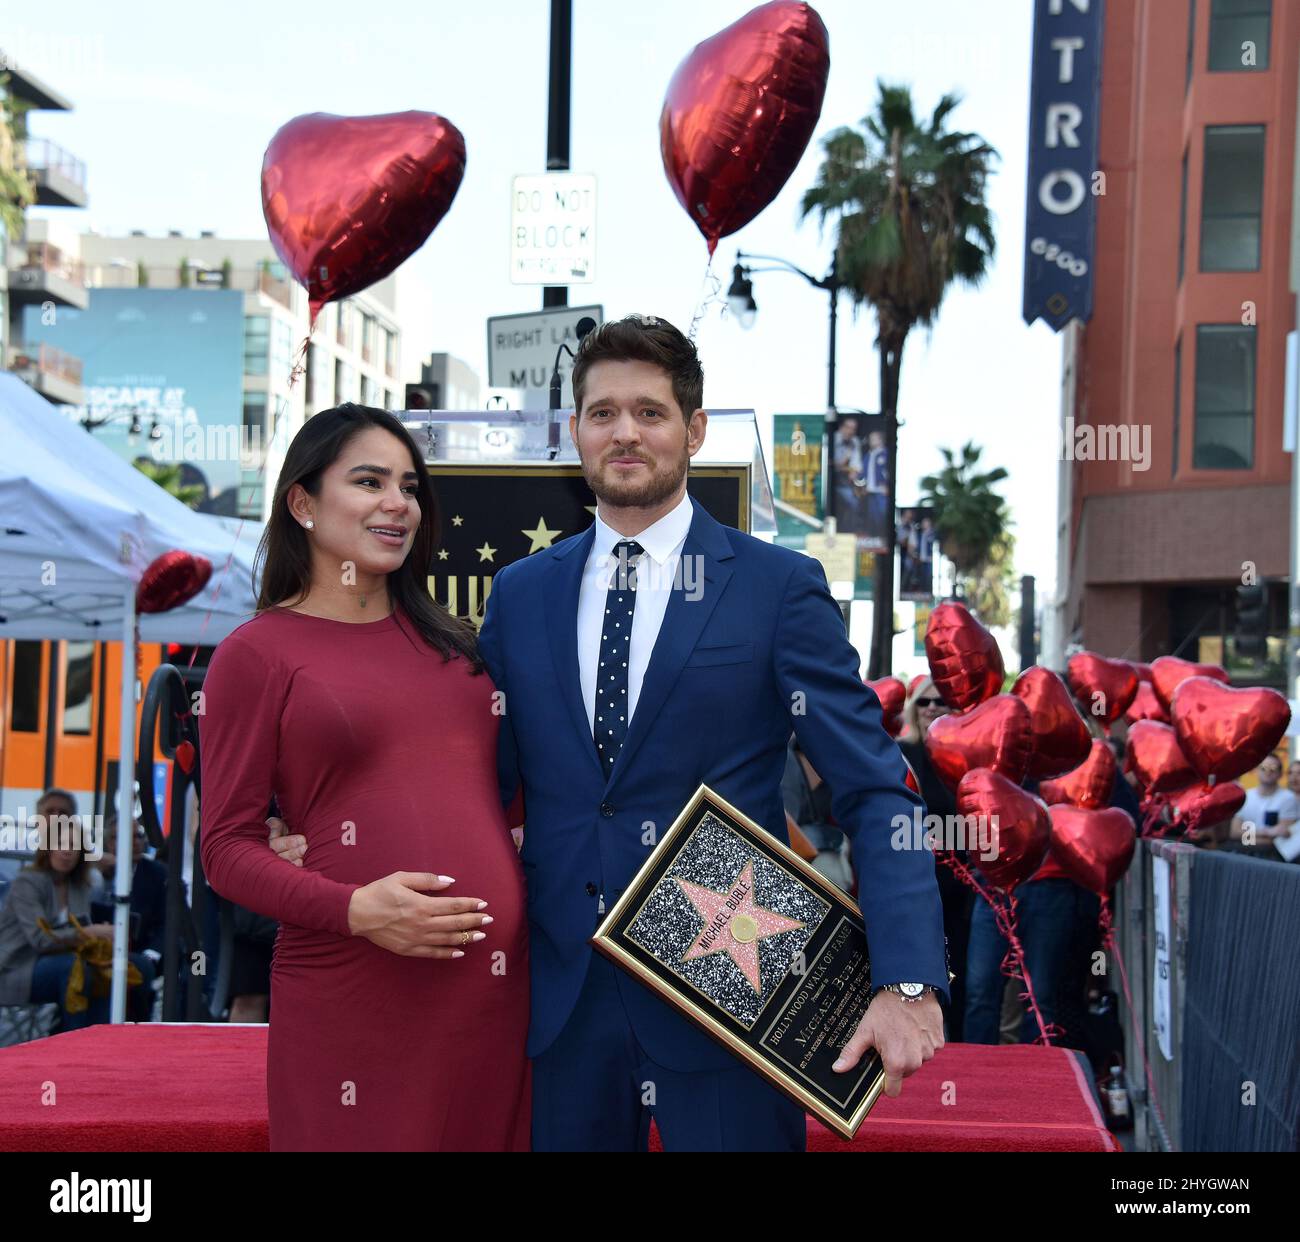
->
[[200, 403, 528, 1151]]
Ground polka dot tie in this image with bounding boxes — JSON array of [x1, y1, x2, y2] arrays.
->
[[595, 539, 644, 780]]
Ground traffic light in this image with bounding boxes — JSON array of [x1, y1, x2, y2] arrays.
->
[[1234, 584, 1269, 660]]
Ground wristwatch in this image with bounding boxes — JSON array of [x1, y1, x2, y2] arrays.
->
[[875, 982, 938, 1003]]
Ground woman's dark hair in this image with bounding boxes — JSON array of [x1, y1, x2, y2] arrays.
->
[[255, 403, 480, 667], [570, 314, 703, 419]]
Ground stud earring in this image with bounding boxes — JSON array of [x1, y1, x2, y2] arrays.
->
[[304, 520, 314, 530]]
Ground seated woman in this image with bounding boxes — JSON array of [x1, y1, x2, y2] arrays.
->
[[0, 842, 156, 1030]]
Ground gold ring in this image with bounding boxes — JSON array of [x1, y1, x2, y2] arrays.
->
[[461, 930, 470, 945]]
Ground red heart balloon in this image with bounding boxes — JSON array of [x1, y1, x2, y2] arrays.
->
[[262, 111, 465, 323], [660, 1, 829, 255], [1125, 720, 1197, 794], [1171, 677, 1291, 783], [1125, 680, 1168, 724], [1065, 652, 1138, 728], [925, 693, 1032, 791], [136, 551, 213, 614], [174, 740, 196, 775], [1165, 781, 1246, 835], [1047, 805, 1136, 895], [1127, 661, 1154, 683], [864, 675, 903, 736], [908, 674, 928, 697], [1150, 655, 1229, 712], [1011, 667, 1091, 779], [925, 601, 1005, 713], [1039, 739, 1117, 810], [957, 768, 1051, 893]]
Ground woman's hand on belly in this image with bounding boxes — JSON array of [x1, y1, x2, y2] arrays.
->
[[267, 816, 307, 866], [346, 872, 493, 960]]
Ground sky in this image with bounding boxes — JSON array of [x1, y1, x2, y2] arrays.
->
[[9, 0, 1063, 596]]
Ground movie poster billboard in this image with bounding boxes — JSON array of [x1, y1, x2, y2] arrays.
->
[[771, 414, 824, 550], [830, 414, 889, 551], [897, 505, 936, 602], [24, 288, 246, 516]]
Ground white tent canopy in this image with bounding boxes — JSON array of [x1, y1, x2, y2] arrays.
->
[[0, 373, 264, 1023], [0, 374, 262, 641]]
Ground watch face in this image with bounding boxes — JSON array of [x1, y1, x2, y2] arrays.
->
[[900, 982, 925, 999]]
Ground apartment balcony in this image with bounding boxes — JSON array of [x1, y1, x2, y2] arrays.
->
[[24, 138, 88, 209], [8, 243, 89, 310], [257, 268, 293, 309], [7, 342, 85, 407]]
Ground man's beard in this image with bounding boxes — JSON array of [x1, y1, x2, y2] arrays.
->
[[581, 446, 689, 509]]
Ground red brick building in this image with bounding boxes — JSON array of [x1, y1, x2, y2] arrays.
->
[[1052, 0, 1298, 688]]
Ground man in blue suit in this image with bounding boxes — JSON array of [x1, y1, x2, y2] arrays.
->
[[477, 315, 947, 1151]]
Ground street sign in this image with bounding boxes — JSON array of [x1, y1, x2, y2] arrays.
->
[[487, 304, 603, 408], [510, 173, 597, 285]]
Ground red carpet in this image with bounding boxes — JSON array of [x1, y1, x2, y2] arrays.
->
[[0, 1025, 1118, 1151]]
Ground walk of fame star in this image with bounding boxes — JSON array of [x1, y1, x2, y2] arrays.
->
[[521, 515, 561, 553], [675, 860, 804, 996]]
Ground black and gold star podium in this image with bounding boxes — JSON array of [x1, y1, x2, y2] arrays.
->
[[397, 408, 774, 626]]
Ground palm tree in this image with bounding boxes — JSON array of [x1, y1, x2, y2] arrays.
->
[[802, 83, 997, 675], [133, 459, 206, 509], [919, 441, 1011, 603]]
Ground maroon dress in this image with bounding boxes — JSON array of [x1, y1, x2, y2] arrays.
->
[[199, 606, 529, 1151]]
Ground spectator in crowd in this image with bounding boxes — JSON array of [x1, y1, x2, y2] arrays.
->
[[1229, 753, 1297, 862], [97, 816, 172, 959], [0, 836, 155, 1029], [781, 737, 853, 894], [896, 677, 972, 1042], [1287, 760, 1300, 800], [1, 788, 81, 885]]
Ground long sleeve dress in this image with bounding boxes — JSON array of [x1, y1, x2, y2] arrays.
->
[[199, 605, 529, 1151]]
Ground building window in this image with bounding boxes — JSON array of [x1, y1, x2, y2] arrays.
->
[[1207, 0, 1270, 71], [1177, 149, 1189, 283], [243, 392, 267, 464], [384, 328, 396, 377], [383, 389, 394, 410], [361, 375, 378, 407], [243, 315, 270, 376], [336, 303, 352, 350], [335, 359, 355, 404], [1193, 324, 1255, 470], [1200, 125, 1264, 272], [361, 314, 376, 363], [305, 343, 318, 407], [62, 642, 94, 736], [1186, 0, 1197, 90], [271, 317, 292, 377], [1172, 337, 1182, 478], [11, 641, 42, 732]]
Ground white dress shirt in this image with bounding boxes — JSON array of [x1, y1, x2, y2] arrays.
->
[[578, 491, 693, 735]]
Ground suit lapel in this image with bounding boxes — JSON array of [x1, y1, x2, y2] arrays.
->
[[608, 501, 735, 787], [544, 525, 604, 778]]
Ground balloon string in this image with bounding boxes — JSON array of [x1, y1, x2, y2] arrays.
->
[[1098, 898, 1169, 1139], [937, 854, 1057, 1045], [687, 253, 720, 342]]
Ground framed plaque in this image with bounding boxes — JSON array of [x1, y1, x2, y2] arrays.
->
[[592, 784, 885, 1139]]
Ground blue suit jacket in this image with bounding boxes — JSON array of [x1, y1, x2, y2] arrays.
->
[[477, 498, 947, 1071]]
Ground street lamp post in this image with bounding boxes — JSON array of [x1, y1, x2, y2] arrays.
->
[[727, 251, 841, 413]]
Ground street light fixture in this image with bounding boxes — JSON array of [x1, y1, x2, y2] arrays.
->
[[728, 250, 841, 410], [81, 406, 161, 446], [726, 264, 757, 329]]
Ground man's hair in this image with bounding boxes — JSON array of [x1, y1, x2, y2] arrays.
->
[[38, 787, 77, 814], [570, 314, 703, 420]]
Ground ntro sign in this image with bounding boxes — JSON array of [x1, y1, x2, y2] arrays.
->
[[511, 173, 597, 285], [1022, 0, 1104, 331]]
